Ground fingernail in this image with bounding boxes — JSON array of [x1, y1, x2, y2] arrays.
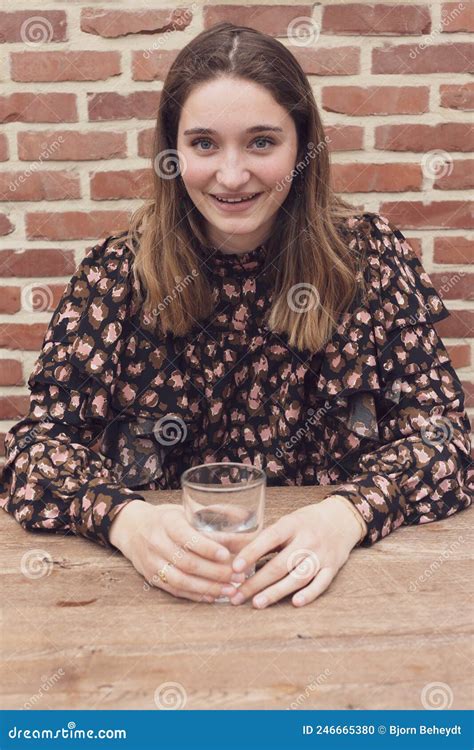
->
[[293, 594, 305, 606], [231, 572, 245, 583], [233, 557, 246, 572], [221, 585, 237, 596], [253, 594, 268, 608], [230, 592, 244, 605], [215, 548, 230, 562]]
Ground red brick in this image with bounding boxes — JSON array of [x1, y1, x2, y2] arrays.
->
[[90, 169, 152, 200], [325, 125, 364, 152], [0, 133, 8, 161], [88, 91, 160, 121], [0, 323, 48, 350], [0, 248, 76, 278], [430, 271, 474, 300], [204, 5, 310, 35], [0, 360, 23, 387], [441, 2, 474, 32], [0, 215, 14, 235], [322, 4, 431, 34], [23, 283, 67, 312], [81, 8, 191, 38], [323, 86, 429, 115], [26, 211, 130, 240], [0, 396, 30, 420], [436, 310, 474, 339], [288, 46, 360, 76], [332, 163, 422, 192], [18, 130, 127, 161], [379, 201, 473, 229], [461, 380, 474, 408], [11, 51, 121, 82], [434, 159, 474, 190], [434, 237, 474, 264], [137, 128, 154, 158], [440, 83, 474, 110], [372, 43, 473, 74], [405, 237, 422, 259], [0, 287, 20, 314], [375, 123, 474, 152], [0, 93, 77, 123], [446, 344, 471, 369], [0, 11, 67, 43], [0, 171, 80, 202], [132, 49, 178, 81]]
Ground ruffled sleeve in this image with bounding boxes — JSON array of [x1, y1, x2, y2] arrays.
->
[[0, 234, 147, 549], [321, 213, 473, 546]]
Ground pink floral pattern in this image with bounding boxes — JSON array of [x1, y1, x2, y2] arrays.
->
[[0, 213, 472, 549]]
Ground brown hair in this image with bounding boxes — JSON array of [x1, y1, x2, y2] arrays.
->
[[126, 21, 363, 353]]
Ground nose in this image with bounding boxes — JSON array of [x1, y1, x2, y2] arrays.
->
[[216, 152, 251, 191]]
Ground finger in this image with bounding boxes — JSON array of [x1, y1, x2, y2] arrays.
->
[[149, 558, 236, 600], [167, 515, 232, 563], [231, 523, 287, 573], [148, 578, 214, 603], [229, 547, 315, 605], [159, 537, 245, 584], [291, 567, 335, 607]]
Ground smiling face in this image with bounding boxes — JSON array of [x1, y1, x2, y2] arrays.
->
[[177, 76, 299, 255]]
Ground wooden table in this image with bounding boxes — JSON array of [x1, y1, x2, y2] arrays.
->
[[1, 486, 472, 710]]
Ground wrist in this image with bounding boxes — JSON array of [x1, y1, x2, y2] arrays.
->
[[109, 499, 148, 553], [320, 495, 367, 548]]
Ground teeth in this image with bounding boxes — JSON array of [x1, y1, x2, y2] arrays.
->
[[214, 193, 257, 203]]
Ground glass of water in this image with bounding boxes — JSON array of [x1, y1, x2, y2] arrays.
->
[[181, 462, 266, 603]]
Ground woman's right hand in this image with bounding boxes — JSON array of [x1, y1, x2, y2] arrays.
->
[[108, 500, 246, 602]]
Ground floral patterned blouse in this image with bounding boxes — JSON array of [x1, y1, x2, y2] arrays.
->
[[0, 212, 472, 550]]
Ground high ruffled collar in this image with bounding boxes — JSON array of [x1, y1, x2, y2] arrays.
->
[[197, 242, 269, 276]]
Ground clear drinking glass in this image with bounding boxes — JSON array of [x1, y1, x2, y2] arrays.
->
[[181, 462, 266, 603]]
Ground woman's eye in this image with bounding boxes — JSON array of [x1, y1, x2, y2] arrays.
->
[[190, 137, 275, 151]]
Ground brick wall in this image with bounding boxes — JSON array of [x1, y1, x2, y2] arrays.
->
[[0, 1, 473, 460]]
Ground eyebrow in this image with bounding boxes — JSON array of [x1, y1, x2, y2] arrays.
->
[[183, 125, 284, 136]]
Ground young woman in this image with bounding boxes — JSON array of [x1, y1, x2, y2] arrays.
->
[[0, 23, 472, 609]]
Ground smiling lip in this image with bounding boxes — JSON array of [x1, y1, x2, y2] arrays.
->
[[208, 192, 263, 212]]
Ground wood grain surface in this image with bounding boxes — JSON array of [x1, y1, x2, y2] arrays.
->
[[1, 486, 472, 710]]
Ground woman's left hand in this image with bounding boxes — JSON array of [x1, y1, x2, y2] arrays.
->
[[228, 497, 363, 609]]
